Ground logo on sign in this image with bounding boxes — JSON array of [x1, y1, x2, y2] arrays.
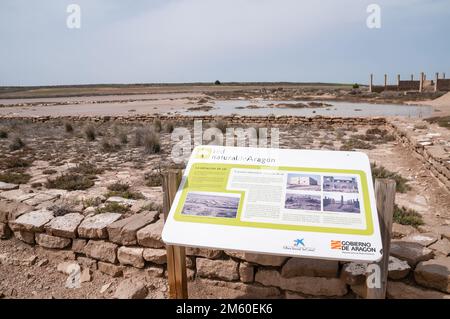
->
[[194, 147, 212, 159], [294, 238, 305, 247], [330, 240, 376, 255], [283, 238, 314, 252]]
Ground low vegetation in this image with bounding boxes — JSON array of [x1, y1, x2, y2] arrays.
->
[[393, 205, 424, 227], [95, 202, 129, 214], [105, 182, 144, 200], [84, 125, 96, 141], [0, 130, 8, 138], [101, 139, 121, 152], [46, 173, 95, 191], [0, 171, 31, 184], [69, 162, 104, 176], [340, 138, 374, 151], [371, 163, 411, 193], [425, 116, 450, 129], [65, 122, 74, 133], [144, 172, 162, 187], [9, 137, 25, 151], [143, 130, 161, 154]]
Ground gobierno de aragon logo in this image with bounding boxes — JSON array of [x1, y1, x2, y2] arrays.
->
[[330, 240, 376, 254]]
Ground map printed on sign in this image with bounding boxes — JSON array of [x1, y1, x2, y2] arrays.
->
[[162, 146, 383, 262]]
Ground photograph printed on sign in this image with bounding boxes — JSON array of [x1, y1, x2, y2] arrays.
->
[[284, 193, 322, 211], [181, 191, 240, 218], [286, 173, 321, 191], [323, 175, 359, 193], [323, 192, 361, 214]]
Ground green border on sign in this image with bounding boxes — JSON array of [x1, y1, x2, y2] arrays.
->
[[173, 163, 373, 235]]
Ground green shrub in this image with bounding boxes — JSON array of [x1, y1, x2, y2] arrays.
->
[[101, 139, 121, 152], [4, 157, 31, 169], [340, 138, 374, 151], [0, 171, 31, 184], [84, 125, 96, 141], [95, 202, 129, 214], [371, 163, 411, 193], [143, 131, 161, 154], [9, 137, 25, 151], [42, 169, 57, 175], [119, 132, 128, 144], [105, 182, 144, 200], [153, 119, 162, 133], [0, 130, 8, 138], [65, 122, 74, 133], [352, 83, 360, 89], [425, 116, 450, 129], [393, 205, 423, 227], [46, 173, 95, 190], [69, 162, 103, 175]]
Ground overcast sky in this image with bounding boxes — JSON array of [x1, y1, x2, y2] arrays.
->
[[0, 0, 449, 86]]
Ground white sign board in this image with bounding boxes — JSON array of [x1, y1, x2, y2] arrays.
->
[[162, 146, 383, 262]]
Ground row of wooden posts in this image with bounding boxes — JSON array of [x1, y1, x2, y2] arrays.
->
[[369, 72, 447, 92], [162, 169, 396, 299]]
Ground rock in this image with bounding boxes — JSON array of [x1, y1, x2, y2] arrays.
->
[[77, 213, 122, 239], [340, 263, 368, 285], [98, 262, 124, 277], [14, 230, 35, 244], [0, 182, 18, 191], [402, 232, 439, 247], [186, 247, 222, 259], [71, 239, 87, 254], [45, 213, 84, 238], [0, 200, 33, 222], [57, 262, 80, 275], [0, 223, 11, 239], [390, 241, 434, 266], [350, 284, 367, 298], [429, 238, 450, 257], [392, 223, 417, 238], [106, 197, 136, 206], [143, 248, 167, 264], [84, 240, 118, 263], [437, 226, 450, 241], [37, 248, 75, 261], [0, 254, 37, 266], [37, 258, 49, 267], [414, 257, 450, 293], [196, 258, 240, 281], [192, 278, 281, 299], [9, 209, 54, 232], [136, 218, 164, 248], [113, 279, 148, 299], [100, 283, 112, 294], [388, 256, 411, 279], [117, 246, 145, 268], [107, 211, 158, 245], [225, 251, 287, 266], [387, 281, 450, 299], [239, 262, 254, 283], [0, 189, 34, 202], [282, 258, 338, 278], [80, 268, 92, 283], [77, 256, 97, 270], [255, 269, 347, 297], [35, 233, 71, 249], [23, 193, 58, 206]]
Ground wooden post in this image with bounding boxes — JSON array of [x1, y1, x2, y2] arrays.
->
[[162, 169, 188, 299], [384, 74, 387, 89], [435, 72, 439, 92], [397, 74, 400, 86], [411, 74, 414, 81], [366, 179, 396, 299], [443, 72, 446, 79], [369, 74, 373, 93], [419, 72, 424, 92]]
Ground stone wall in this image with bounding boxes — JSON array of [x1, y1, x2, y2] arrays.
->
[[0, 115, 387, 128], [389, 122, 450, 192], [436, 79, 450, 92], [2, 196, 450, 299], [398, 81, 420, 91]]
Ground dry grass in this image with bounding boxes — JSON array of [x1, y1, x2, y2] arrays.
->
[[9, 137, 25, 151], [0, 171, 31, 184], [46, 173, 95, 191], [105, 182, 144, 200]]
